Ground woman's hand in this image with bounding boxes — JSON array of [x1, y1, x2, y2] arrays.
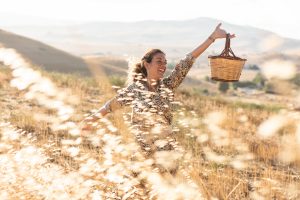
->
[[211, 23, 235, 40], [80, 121, 94, 131], [190, 23, 235, 58], [79, 114, 101, 132], [79, 107, 108, 134]]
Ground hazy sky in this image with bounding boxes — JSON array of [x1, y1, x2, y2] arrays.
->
[[0, 0, 299, 40]]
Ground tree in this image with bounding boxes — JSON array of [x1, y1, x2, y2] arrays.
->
[[247, 64, 260, 70], [218, 82, 229, 93], [291, 73, 300, 87], [252, 73, 266, 88]]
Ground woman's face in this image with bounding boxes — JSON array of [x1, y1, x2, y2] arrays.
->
[[145, 53, 167, 80]]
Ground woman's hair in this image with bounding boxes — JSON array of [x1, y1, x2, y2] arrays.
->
[[127, 49, 165, 84]]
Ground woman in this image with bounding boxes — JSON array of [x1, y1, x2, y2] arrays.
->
[[82, 23, 235, 155]]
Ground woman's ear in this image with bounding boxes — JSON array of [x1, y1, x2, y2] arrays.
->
[[144, 61, 150, 70]]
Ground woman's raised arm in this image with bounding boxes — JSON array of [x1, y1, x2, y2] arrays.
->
[[191, 23, 235, 59], [164, 23, 235, 90]]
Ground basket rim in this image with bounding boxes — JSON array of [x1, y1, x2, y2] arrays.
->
[[211, 77, 240, 82], [208, 55, 247, 61]]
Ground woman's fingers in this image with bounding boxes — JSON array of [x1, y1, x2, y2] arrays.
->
[[81, 124, 91, 131], [79, 120, 93, 132], [80, 124, 95, 136], [216, 23, 222, 30], [214, 23, 236, 39]]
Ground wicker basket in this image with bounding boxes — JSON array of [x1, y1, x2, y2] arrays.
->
[[208, 33, 246, 82]]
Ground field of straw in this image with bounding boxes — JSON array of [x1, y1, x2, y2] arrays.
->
[[0, 47, 300, 200]]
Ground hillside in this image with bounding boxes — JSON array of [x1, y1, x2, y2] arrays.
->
[[3, 17, 300, 59], [0, 29, 90, 75]]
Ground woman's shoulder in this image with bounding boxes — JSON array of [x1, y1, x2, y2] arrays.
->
[[119, 80, 146, 92]]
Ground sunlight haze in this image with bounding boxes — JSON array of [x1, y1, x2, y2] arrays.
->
[[0, 0, 299, 40]]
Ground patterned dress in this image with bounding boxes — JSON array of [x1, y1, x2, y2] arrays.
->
[[104, 53, 195, 156], [104, 53, 195, 126]]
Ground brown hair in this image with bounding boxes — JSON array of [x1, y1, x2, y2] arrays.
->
[[127, 49, 165, 84]]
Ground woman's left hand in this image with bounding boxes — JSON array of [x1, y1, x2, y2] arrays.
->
[[211, 23, 235, 40]]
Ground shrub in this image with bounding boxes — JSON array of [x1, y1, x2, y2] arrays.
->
[[233, 81, 257, 89], [252, 72, 266, 88], [218, 82, 229, 93], [291, 73, 300, 87], [246, 64, 260, 70]]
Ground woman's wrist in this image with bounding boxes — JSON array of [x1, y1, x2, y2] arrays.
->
[[208, 36, 215, 43], [208, 32, 217, 42]]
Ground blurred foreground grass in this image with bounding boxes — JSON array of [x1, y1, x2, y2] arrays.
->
[[1, 63, 300, 200]]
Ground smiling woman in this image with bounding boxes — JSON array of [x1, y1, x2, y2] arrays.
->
[[129, 49, 167, 89], [81, 23, 234, 158]]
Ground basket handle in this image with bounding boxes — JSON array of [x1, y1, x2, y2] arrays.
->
[[219, 33, 236, 58]]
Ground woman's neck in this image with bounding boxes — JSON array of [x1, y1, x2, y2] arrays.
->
[[147, 77, 159, 91]]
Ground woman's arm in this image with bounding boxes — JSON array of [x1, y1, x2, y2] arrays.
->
[[84, 105, 109, 122], [80, 104, 109, 131], [191, 23, 235, 59], [80, 83, 136, 131], [164, 23, 235, 90], [80, 98, 122, 131]]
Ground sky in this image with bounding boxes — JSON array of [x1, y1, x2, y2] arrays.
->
[[0, 0, 299, 40]]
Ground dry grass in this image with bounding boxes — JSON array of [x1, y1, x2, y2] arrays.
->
[[0, 47, 300, 200]]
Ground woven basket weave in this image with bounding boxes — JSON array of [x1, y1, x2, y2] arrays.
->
[[208, 33, 246, 82]]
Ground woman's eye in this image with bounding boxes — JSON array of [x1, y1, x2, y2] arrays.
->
[[156, 61, 167, 65]]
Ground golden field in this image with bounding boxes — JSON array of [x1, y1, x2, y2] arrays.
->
[[0, 48, 300, 200]]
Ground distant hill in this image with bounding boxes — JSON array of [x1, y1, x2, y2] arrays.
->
[[84, 56, 128, 77], [0, 29, 90, 75], [247, 52, 300, 69], [3, 17, 300, 60], [1, 17, 299, 81]]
